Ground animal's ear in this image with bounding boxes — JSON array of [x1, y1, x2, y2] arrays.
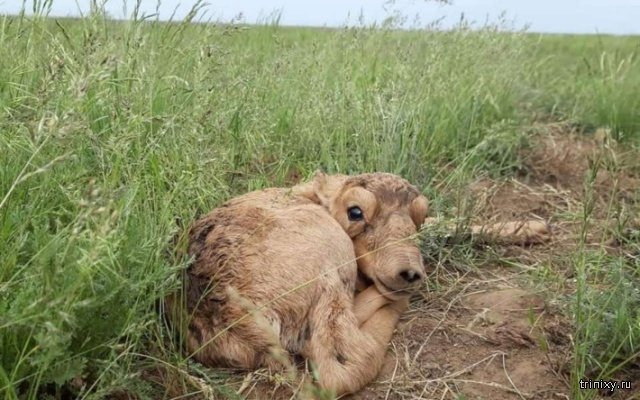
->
[[410, 195, 429, 229], [293, 170, 324, 204], [313, 172, 352, 210], [300, 170, 346, 206], [312, 170, 331, 206]]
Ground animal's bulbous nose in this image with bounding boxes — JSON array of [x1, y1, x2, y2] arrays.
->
[[398, 268, 424, 284]]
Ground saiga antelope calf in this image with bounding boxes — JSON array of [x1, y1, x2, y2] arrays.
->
[[167, 172, 429, 395]]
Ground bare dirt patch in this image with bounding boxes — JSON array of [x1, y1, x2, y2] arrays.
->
[[353, 282, 570, 400]]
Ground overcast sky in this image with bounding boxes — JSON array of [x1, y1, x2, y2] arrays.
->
[[1, 0, 639, 35]]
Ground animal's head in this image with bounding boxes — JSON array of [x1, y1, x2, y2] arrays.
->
[[298, 171, 429, 300]]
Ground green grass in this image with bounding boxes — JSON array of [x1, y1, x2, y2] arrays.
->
[[524, 34, 640, 140], [1, 3, 639, 399], [570, 153, 640, 399]]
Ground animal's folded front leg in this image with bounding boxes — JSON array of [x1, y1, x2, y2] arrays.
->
[[303, 293, 407, 396], [353, 284, 393, 326]]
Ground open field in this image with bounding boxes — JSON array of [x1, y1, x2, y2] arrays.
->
[[1, 5, 639, 400]]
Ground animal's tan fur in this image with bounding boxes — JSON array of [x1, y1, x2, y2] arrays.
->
[[424, 217, 552, 245], [167, 172, 429, 395], [469, 220, 551, 245]]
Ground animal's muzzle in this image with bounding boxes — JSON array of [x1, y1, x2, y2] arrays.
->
[[381, 246, 426, 291], [398, 268, 424, 284]]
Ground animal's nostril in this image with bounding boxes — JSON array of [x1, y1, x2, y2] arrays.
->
[[399, 269, 422, 283]]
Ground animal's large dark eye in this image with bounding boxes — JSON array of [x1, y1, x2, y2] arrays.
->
[[347, 206, 364, 221]]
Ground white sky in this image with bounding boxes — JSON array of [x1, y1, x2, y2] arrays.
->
[[1, 0, 639, 35]]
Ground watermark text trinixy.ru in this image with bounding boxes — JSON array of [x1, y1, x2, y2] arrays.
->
[[579, 379, 632, 394]]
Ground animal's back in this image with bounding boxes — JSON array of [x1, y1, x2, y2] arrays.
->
[[188, 187, 356, 297], [183, 187, 358, 364]]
